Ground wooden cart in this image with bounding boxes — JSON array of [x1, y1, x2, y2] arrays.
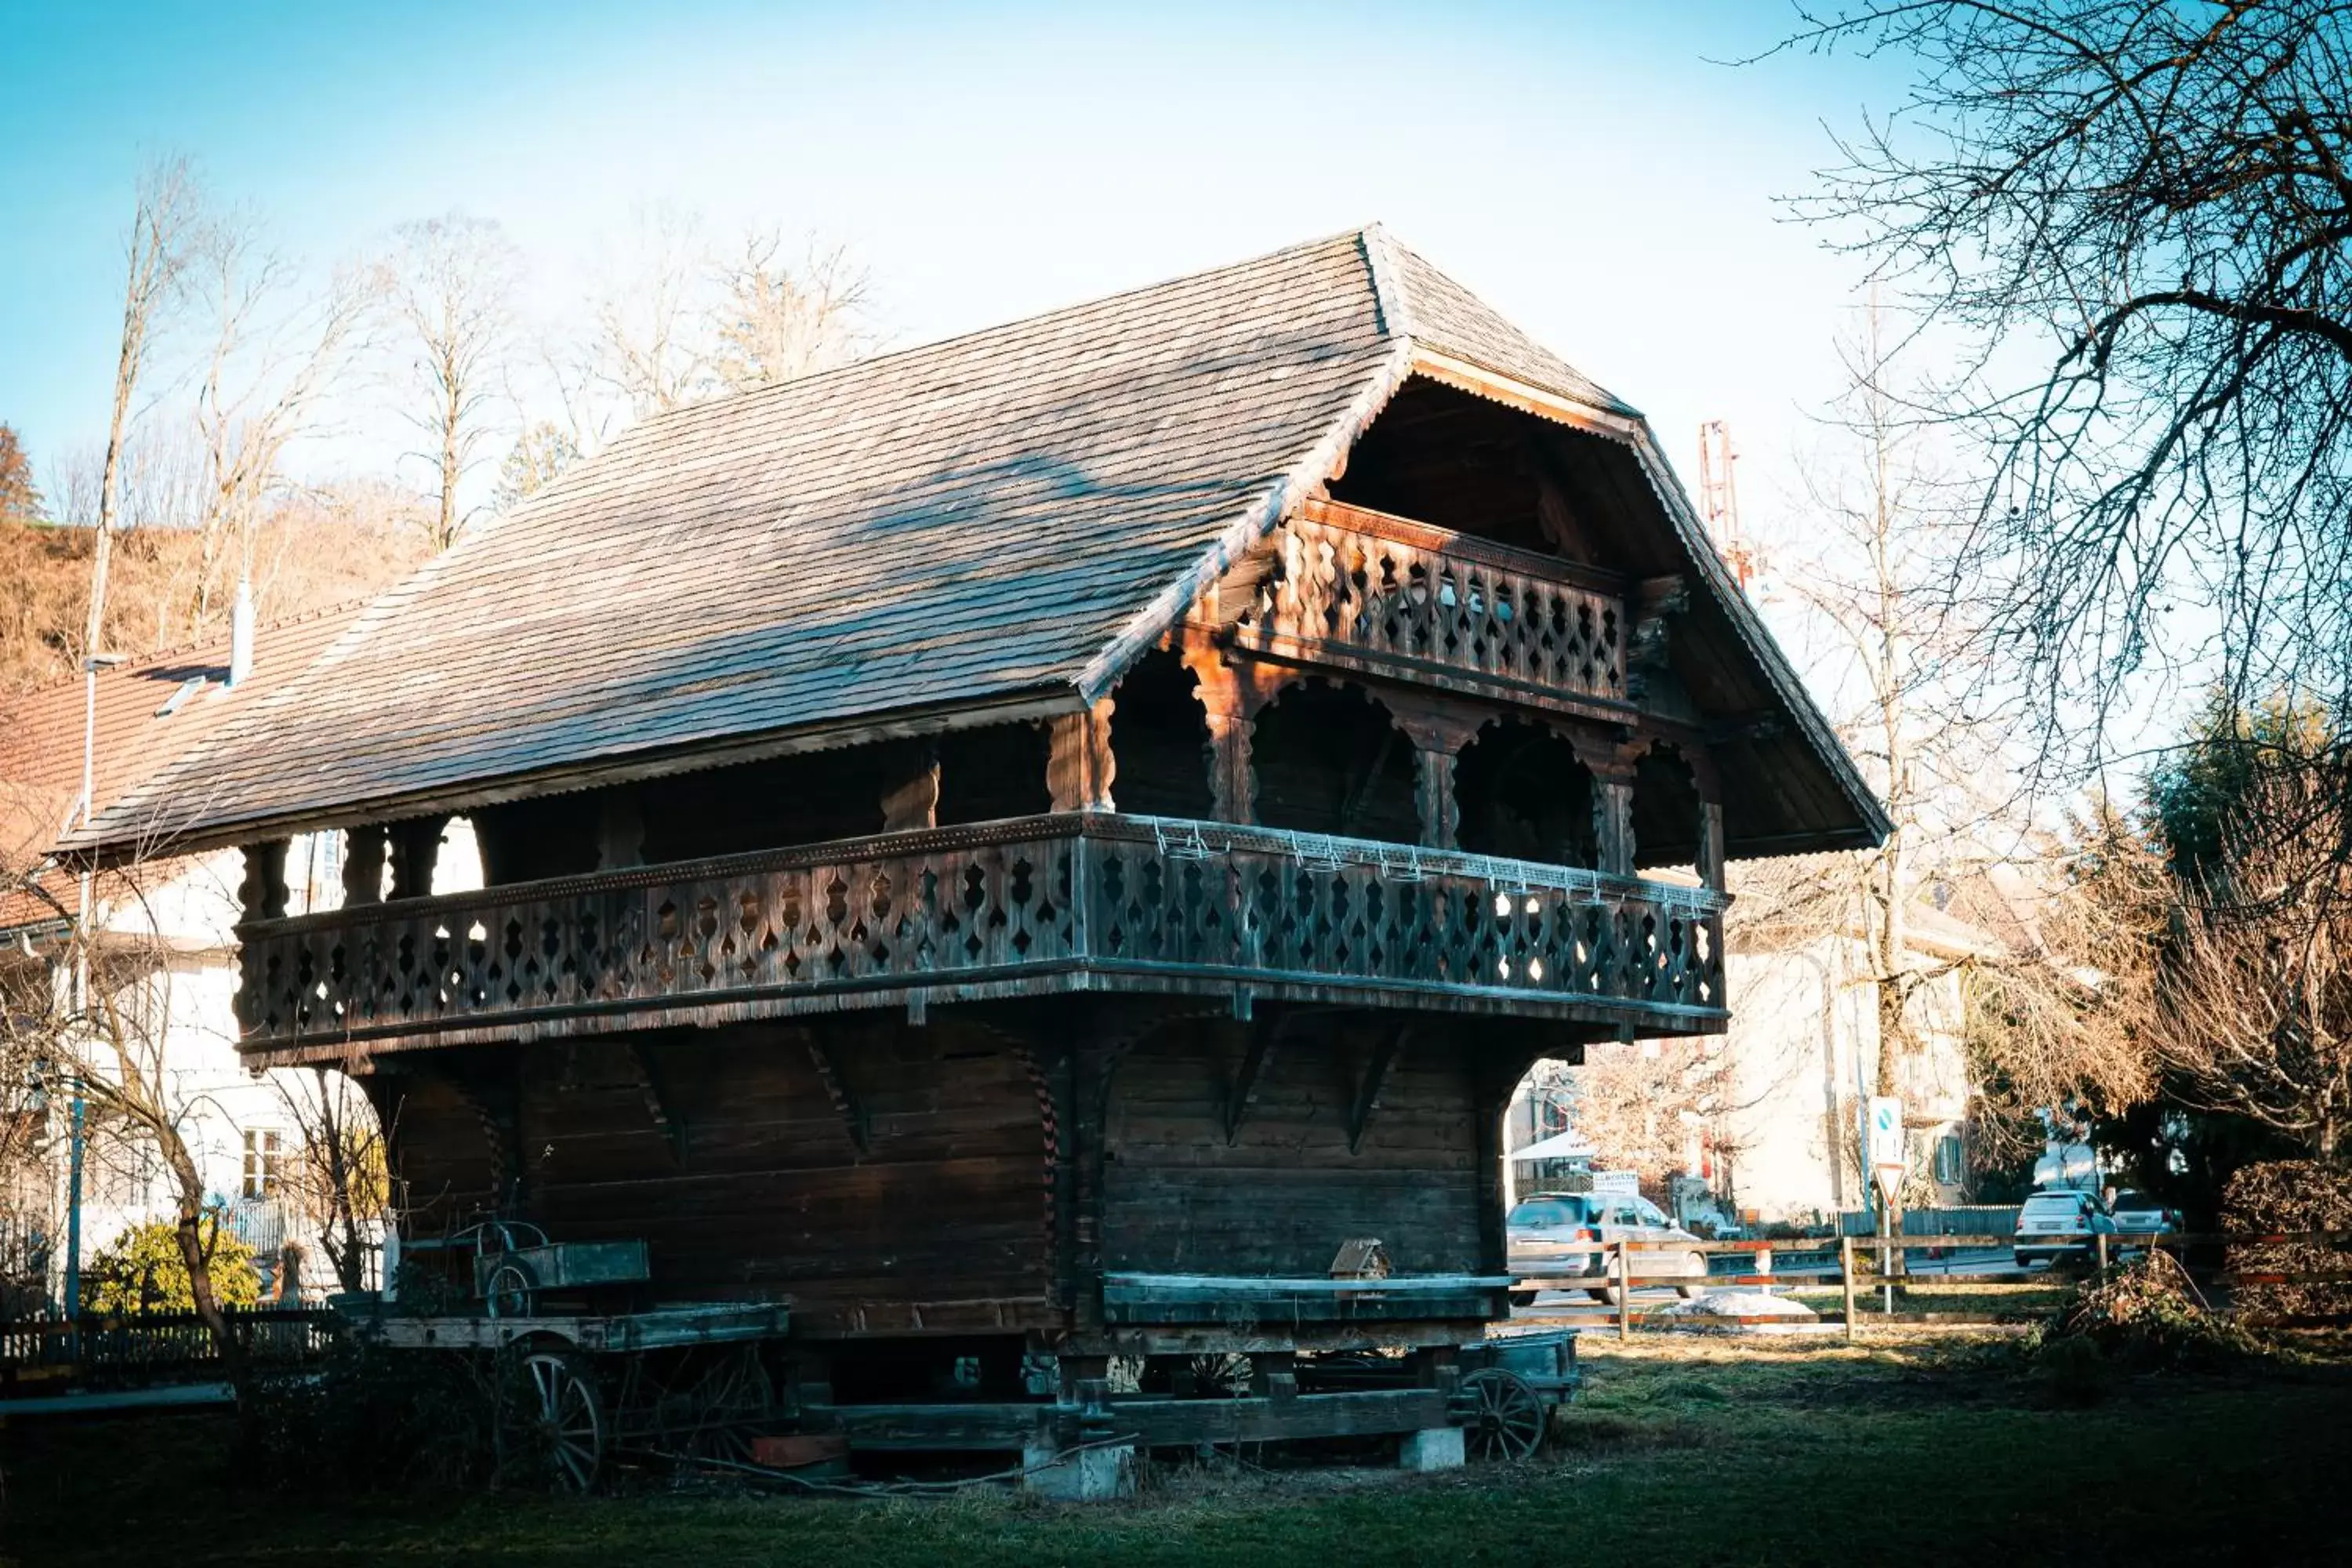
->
[[350, 1228, 789, 1492]]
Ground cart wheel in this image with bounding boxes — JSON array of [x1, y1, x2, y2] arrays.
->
[[499, 1348, 605, 1493], [681, 1345, 777, 1461], [485, 1261, 535, 1319], [1456, 1368, 1545, 1463], [1179, 1351, 1253, 1399]]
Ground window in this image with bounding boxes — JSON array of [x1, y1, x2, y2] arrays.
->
[[241, 1129, 283, 1200], [1933, 1134, 1965, 1185]]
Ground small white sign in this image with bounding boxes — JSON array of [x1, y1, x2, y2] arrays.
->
[[1590, 1170, 1640, 1196], [1868, 1096, 1905, 1207]]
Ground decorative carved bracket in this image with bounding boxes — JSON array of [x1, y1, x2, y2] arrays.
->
[[1222, 1018, 1279, 1145], [880, 749, 942, 833], [798, 1031, 870, 1154], [388, 817, 448, 902], [625, 1040, 688, 1167], [341, 827, 387, 908], [1347, 1022, 1410, 1154]]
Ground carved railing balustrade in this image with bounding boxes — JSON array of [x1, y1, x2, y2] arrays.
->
[[1222, 498, 1628, 707], [234, 815, 1724, 1058]]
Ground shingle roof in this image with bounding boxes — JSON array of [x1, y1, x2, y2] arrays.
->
[[62, 227, 1870, 858], [1, 604, 362, 928]]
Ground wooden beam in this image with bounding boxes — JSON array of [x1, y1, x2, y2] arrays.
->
[[1346, 1022, 1410, 1155], [387, 817, 447, 902]]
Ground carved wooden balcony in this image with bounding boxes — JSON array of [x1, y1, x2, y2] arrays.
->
[[234, 814, 1725, 1060], [1218, 497, 1628, 710]]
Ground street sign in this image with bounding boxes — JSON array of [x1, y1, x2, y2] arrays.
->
[[1868, 1096, 1904, 1206]]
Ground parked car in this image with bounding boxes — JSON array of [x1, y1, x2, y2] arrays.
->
[[2012, 1188, 2117, 1268], [2107, 1190, 2181, 1255], [1506, 1191, 1711, 1307]]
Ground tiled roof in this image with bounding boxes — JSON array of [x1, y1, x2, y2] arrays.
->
[[0, 605, 361, 929], [60, 227, 1874, 857]]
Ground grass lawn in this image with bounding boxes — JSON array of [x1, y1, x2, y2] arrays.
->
[[4, 1334, 2347, 1566]]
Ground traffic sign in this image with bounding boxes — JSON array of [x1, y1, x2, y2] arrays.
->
[[1868, 1096, 1904, 1206]]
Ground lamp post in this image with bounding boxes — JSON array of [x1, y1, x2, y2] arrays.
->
[[65, 650, 125, 1342]]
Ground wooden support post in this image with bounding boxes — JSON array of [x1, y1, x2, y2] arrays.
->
[[387, 817, 448, 902], [238, 839, 291, 923], [341, 826, 387, 908], [2096, 1231, 2110, 1278], [1616, 1240, 1632, 1341], [880, 751, 942, 833], [1047, 699, 1116, 812], [1593, 777, 1636, 877], [1381, 695, 1479, 851], [1840, 1235, 1857, 1344], [1178, 635, 1272, 826], [1696, 799, 1726, 895]]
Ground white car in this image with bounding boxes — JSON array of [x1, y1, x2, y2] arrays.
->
[[1507, 1191, 1711, 1306], [2108, 1190, 2181, 1255], [2013, 1188, 2117, 1268]]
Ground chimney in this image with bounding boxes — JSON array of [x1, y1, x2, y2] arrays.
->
[[228, 579, 255, 688]]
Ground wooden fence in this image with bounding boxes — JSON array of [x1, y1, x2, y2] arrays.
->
[[0, 1307, 340, 1385], [1530, 1229, 2352, 1341]]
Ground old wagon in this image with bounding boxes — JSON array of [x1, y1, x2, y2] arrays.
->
[[64, 227, 1882, 1493], [348, 1225, 789, 1490]]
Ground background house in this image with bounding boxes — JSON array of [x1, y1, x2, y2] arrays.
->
[[0, 607, 396, 1306]]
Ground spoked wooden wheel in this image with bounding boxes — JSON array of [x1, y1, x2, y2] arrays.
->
[[499, 1348, 606, 1492], [677, 1345, 777, 1461], [484, 1261, 535, 1319], [1457, 1368, 1545, 1462]]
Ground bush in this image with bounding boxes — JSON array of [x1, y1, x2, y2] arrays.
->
[[83, 1218, 261, 1315], [2221, 1160, 2352, 1323], [2035, 1250, 2267, 1374], [242, 1334, 498, 1494]]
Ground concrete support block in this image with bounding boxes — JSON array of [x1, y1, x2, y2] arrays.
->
[[1398, 1426, 1465, 1472], [1022, 1440, 1136, 1501]]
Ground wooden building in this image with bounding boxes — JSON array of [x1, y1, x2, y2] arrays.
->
[[64, 228, 1882, 1465]]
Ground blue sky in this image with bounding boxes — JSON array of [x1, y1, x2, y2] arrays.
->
[[0, 2, 1906, 539]]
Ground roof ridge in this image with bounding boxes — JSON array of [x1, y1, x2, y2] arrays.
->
[[625, 226, 1378, 439]]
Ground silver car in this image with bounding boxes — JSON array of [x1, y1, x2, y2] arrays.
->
[[1507, 1191, 1711, 1306]]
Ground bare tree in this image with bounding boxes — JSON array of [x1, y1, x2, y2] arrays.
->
[[188, 216, 375, 627], [1567, 1038, 1743, 1185], [589, 203, 714, 419], [387, 215, 521, 551], [2, 869, 249, 1376], [274, 1066, 388, 1295], [710, 230, 874, 392], [86, 158, 200, 666], [1783, 2, 2352, 765], [2155, 768, 2352, 1162]]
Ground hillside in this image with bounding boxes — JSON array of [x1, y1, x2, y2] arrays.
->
[[0, 493, 430, 697]]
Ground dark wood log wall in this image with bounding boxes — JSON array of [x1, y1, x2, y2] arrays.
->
[[1102, 1016, 1483, 1278], [372, 1019, 1060, 1333]]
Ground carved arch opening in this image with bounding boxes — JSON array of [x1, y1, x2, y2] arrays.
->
[[1455, 718, 1597, 867], [1249, 679, 1418, 842]]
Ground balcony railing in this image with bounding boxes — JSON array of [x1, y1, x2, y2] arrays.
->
[[1223, 498, 1628, 706], [235, 815, 1724, 1058]]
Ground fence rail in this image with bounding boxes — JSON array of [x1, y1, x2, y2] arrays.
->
[[0, 1307, 340, 1384], [1516, 1229, 2352, 1341]]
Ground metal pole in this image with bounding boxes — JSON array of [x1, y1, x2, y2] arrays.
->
[[64, 1082, 85, 1356]]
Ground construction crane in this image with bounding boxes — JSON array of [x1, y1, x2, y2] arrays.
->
[[1695, 419, 1757, 590]]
